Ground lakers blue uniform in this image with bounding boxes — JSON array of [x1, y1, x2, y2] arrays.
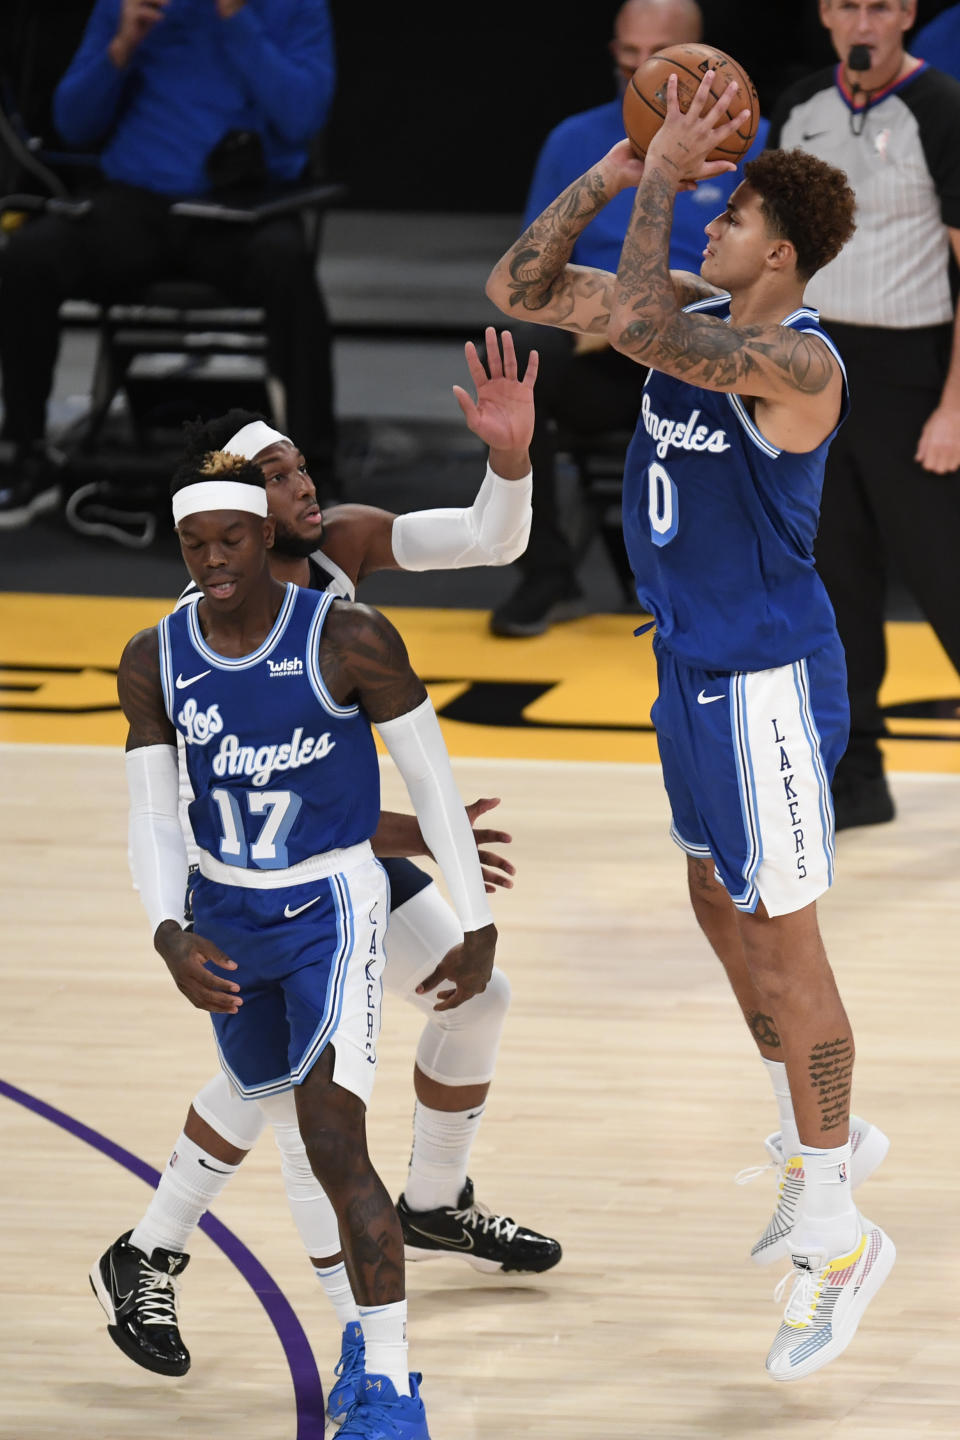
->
[[622, 299, 850, 916], [159, 583, 388, 1101], [176, 554, 432, 914]]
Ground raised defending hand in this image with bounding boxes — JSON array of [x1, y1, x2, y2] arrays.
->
[[465, 796, 516, 892], [452, 326, 537, 454], [645, 71, 748, 185], [416, 922, 498, 1012], [154, 922, 242, 1014]]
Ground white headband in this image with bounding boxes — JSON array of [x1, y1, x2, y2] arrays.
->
[[172, 481, 268, 524], [224, 420, 291, 459]]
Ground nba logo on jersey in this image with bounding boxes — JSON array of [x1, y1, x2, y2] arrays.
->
[[839, 1161, 848, 1184]]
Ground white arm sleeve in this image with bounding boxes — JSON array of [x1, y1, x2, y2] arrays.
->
[[390, 462, 532, 571], [126, 745, 190, 938], [376, 698, 494, 934]]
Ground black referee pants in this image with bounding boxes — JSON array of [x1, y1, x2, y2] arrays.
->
[[816, 321, 960, 782], [0, 183, 336, 486]]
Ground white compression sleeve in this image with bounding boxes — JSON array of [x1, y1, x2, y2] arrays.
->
[[126, 745, 190, 937], [390, 462, 532, 571], [376, 698, 494, 934]]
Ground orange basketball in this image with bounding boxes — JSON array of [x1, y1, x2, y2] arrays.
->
[[622, 43, 760, 163]]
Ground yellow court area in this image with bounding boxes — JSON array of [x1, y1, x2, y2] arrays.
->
[[1, 591, 958, 771]]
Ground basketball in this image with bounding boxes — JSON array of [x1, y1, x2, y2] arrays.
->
[[622, 43, 760, 163]]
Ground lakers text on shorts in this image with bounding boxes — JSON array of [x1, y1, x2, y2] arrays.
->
[[652, 637, 849, 916]]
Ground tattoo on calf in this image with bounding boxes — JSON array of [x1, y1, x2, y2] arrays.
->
[[343, 1182, 404, 1304], [748, 1010, 782, 1048], [808, 1035, 854, 1133]]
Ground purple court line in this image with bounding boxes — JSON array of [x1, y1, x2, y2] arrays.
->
[[0, 1076, 324, 1440]]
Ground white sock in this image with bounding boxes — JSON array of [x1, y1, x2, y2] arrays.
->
[[314, 1262, 360, 1329], [359, 1300, 410, 1397], [791, 1140, 859, 1260], [129, 1131, 241, 1257], [403, 1101, 485, 1212], [762, 1058, 801, 1159]]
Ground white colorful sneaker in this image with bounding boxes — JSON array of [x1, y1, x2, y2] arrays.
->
[[736, 1116, 889, 1266], [765, 1219, 895, 1381]]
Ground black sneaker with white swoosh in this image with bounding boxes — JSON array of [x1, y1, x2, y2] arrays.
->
[[89, 1231, 191, 1376], [397, 1178, 562, 1274]]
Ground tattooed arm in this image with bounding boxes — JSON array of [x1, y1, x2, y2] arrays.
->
[[607, 72, 842, 440], [321, 602, 496, 1008], [485, 143, 723, 335], [117, 627, 176, 751]]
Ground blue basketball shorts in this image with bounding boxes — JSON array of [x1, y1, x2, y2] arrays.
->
[[191, 850, 387, 1104], [652, 637, 849, 916]]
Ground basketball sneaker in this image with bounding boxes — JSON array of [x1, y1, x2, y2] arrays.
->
[[336, 1372, 431, 1438], [328, 1321, 365, 1425], [765, 1218, 896, 1381], [736, 1116, 889, 1266], [89, 1231, 190, 1376], [397, 1178, 562, 1273]]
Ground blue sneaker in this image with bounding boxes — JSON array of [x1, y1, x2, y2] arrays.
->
[[327, 1322, 365, 1424], [337, 1373, 430, 1438]]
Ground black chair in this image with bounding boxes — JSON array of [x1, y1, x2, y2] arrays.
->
[[0, 72, 343, 545]]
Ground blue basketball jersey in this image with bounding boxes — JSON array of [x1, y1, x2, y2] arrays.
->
[[621, 297, 848, 672], [158, 584, 381, 874]]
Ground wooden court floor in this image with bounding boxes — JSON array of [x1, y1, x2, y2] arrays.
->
[[2, 745, 958, 1440]]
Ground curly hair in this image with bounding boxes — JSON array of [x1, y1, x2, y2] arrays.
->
[[178, 408, 274, 465], [743, 148, 857, 282], [169, 447, 267, 499]]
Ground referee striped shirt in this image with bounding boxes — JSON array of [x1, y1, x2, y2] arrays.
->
[[768, 63, 960, 329]]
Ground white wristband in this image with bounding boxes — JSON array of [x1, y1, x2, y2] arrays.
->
[[126, 745, 190, 939], [376, 698, 494, 933], [391, 462, 532, 571]]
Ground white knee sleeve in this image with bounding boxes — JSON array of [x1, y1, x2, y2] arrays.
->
[[414, 966, 511, 1087], [384, 882, 512, 1086], [256, 1090, 342, 1258], [192, 1071, 267, 1150]]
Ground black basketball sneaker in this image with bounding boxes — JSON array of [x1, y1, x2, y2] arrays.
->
[[89, 1231, 191, 1376], [397, 1178, 562, 1274]]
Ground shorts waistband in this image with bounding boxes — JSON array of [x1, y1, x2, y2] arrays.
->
[[196, 839, 373, 889]]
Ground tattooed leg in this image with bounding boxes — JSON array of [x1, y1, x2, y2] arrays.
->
[[736, 902, 854, 1148], [685, 856, 783, 1059], [295, 1049, 404, 1306]]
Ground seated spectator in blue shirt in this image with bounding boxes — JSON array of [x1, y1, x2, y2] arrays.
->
[[0, 0, 336, 528], [490, 0, 768, 637], [913, 1, 960, 80]]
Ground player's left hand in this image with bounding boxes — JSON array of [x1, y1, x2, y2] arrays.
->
[[915, 403, 960, 474], [215, 0, 246, 17], [464, 797, 515, 891], [416, 922, 497, 1011], [646, 71, 747, 185], [452, 327, 537, 453]]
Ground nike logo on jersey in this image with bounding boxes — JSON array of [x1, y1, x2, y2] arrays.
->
[[697, 690, 726, 705], [176, 669, 211, 689], [283, 894, 323, 919], [801, 130, 828, 142]]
